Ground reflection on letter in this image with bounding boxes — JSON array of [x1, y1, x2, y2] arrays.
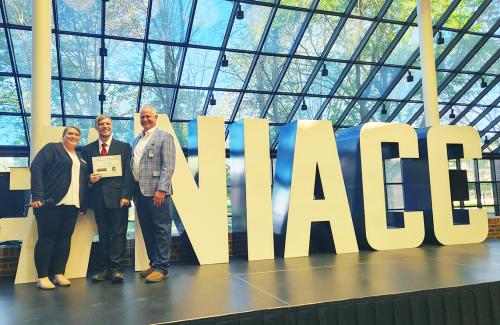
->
[[273, 121, 358, 258], [229, 119, 274, 261], [360, 123, 424, 250], [427, 125, 487, 245]]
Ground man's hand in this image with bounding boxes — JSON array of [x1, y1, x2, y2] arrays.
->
[[120, 198, 130, 208], [153, 191, 166, 207], [89, 172, 102, 184]]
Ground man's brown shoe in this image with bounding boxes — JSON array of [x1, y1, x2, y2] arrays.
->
[[145, 271, 168, 283], [139, 267, 154, 278]]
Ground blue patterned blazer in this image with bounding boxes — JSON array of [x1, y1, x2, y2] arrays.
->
[[131, 128, 176, 197]]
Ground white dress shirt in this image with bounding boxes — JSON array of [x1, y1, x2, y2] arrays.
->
[[57, 148, 81, 208]]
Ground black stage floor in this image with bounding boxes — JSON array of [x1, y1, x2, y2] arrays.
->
[[1, 240, 500, 325]]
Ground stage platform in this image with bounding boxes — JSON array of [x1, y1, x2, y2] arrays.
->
[[1, 240, 500, 325]]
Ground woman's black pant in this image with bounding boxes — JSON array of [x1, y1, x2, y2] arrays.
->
[[34, 205, 78, 278]]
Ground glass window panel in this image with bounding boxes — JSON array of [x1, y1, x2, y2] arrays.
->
[[19, 78, 61, 114], [0, 31, 11, 72], [5, 0, 32, 26], [105, 0, 148, 39], [296, 14, 340, 57], [478, 160, 492, 181], [474, 108, 499, 130], [0, 115, 26, 145], [448, 160, 457, 169], [0, 77, 20, 113], [279, 59, 317, 94], [385, 159, 402, 183], [103, 84, 138, 117], [478, 82, 499, 105], [327, 18, 371, 60], [371, 101, 397, 122], [362, 67, 401, 98], [461, 159, 476, 182], [111, 119, 134, 144], [235, 92, 270, 120], [308, 61, 347, 95], [105, 40, 143, 82], [457, 77, 492, 104], [269, 125, 280, 147], [386, 184, 404, 210], [470, 2, 499, 34], [60, 35, 100, 79], [0, 157, 29, 172], [143, 44, 182, 85], [385, 26, 419, 65], [206, 91, 239, 121], [480, 183, 494, 205], [317, 0, 350, 13], [387, 69, 421, 100], [281, 0, 314, 8], [180, 48, 218, 87], [430, 0, 455, 24], [440, 104, 465, 125], [443, 0, 483, 30], [410, 113, 425, 128], [57, 0, 100, 34], [455, 106, 482, 127], [384, 0, 416, 22], [463, 183, 478, 207], [63, 81, 100, 116], [148, 0, 193, 42], [266, 95, 297, 123], [334, 64, 373, 97], [483, 137, 498, 153], [438, 34, 482, 70], [214, 52, 253, 90], [341, 100, 376, 126], [439, 74, 474, 103], [392, 102, 421, 123], [172, 122, 188, 148], [413, 31, 457, 67], [226, 4, 271, 51], [64, 118, 95, 146], [359, 23, 402, 63], [173, 89, 207, 120], [486, 58, 500, 75], [463, 38, 499, 72], [351, 0, 385, 18], [320, 98, 348, 122], [189, 0, 232, 47], [140, 86, 175, 115], [262, 8, 308, 54], [291, 96, 326, 121], [11, 30, 58, 76], [247, 55, 287, 92]]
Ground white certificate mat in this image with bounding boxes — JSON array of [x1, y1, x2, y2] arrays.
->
[[92, 155, 122, 178]]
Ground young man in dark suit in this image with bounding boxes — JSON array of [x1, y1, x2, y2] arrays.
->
[[82, 115, 132, 283]]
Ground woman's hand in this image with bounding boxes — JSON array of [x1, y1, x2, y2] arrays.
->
[[31, 201, 43, 209]]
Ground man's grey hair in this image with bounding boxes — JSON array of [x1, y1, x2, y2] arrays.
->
[[139, 105, 157, 115]]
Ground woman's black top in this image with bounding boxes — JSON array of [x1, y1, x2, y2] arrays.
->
[[30, 142, 87, 211]]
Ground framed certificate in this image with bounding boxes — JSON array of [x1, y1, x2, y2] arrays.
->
[[92, 155, 122, 178]]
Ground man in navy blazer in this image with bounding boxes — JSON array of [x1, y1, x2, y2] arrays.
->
[[81, 115, 132, 283], [131, 105, 176, 283]]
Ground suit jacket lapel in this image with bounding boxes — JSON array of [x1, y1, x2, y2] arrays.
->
[[139, 128, 159, 161]]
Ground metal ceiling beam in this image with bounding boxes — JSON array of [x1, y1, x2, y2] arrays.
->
[[135, 0, 154, 113]]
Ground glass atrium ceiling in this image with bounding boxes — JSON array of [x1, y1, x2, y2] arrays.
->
[[0, 0, 498, 155]]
